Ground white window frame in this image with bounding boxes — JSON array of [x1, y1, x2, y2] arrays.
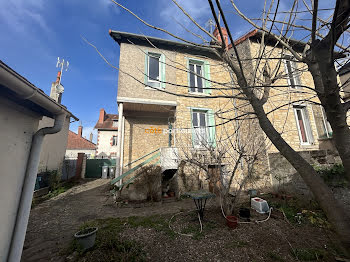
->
[[293, 105, 314, 145], [192, 110, 209, 148], [112, 136, 118, 146], [189, 62, 204, 93], [283, 55, 301, 89], [147, 53, 161, 83], [320, 106, 333, 138]]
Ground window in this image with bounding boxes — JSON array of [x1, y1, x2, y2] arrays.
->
[[145, 52, 165, 88], [312, 105, 333, 139], [293, 105, 314, 145], [187, 58, 211, 94], [112, 120, 118, 127], [112, 136, 117, 146], [189, 63, 204, 93], [191, 109, 216, 148], [192, 110, 208, 147], [284, 55, 301, 88]]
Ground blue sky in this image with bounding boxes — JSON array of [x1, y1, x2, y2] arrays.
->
[[0, 0, 334, 142]]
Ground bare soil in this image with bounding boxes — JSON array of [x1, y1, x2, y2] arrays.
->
[[22, 179, 346, 262]]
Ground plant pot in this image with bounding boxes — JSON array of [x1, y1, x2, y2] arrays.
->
[[74, 227, 98, 250], [226, 216, 238, 229], [168, 191, 175, 197]]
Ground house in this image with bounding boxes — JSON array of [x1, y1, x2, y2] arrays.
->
[[0, 61, 77, 261], [65, 125, 96, 159], [94, 108, 119, 158], [108, 27, 339, 199]]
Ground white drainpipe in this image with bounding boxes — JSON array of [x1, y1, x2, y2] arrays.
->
[[115, 102, 123, 181], [119, 115, 125, 181], [8, 113, 66, 262]]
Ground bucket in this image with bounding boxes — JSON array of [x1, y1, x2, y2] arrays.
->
[[226, 216, 238, 229]]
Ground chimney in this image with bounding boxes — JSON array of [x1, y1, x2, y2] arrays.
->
[[89, 133, 93, 142], [78, 126, 83, 137], [212, 26, 229, 48], [50, 71, 64, 103], [99, 108, 106, 124]]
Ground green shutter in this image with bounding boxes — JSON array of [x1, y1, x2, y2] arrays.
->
[[160, 54, 166, 88], [144, 52, 148, 86], [190, 108, 195, 146], [208, 109, 216, 148], [204, 61, 211, 94]]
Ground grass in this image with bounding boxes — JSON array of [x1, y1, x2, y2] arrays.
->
[[267, 251, 285, 261], [266, 195, 330, 228], [291, 248, 328, 261], [65, 217, 147, 261], [32, 180, 79, 207]]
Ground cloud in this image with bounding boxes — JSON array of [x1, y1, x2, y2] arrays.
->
[[159, 0, 211, 42], [0, 0, 49, 35]]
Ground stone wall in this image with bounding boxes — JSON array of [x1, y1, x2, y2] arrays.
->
[[268, 149, 341, 197]]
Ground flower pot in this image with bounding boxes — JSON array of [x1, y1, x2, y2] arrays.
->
[[168, 191, 175, 197], [226, 216, 238, 229], [74, 227, 98, 250]]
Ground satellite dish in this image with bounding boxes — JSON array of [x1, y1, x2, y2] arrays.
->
[[56, 84, 64, 94]]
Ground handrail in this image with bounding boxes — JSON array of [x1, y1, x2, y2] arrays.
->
[[120, 159, 161, 188], [110, 151, 160, 185], [124, 148, 160, 167]]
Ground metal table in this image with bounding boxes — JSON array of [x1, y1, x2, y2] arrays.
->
[[185, 190, 216, 219]]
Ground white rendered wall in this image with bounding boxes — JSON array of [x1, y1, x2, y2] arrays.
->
[[96, 130, 118, 158], [0, 97, 41, 261]]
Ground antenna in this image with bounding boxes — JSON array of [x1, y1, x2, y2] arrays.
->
[[56, 57, 69, 86], [205, 18, 215, 34]]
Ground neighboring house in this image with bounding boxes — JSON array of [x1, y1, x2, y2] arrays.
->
[[0, 61, 77, 261], [65, 125, 96, 159], [94, 108, 119, 158], [108, 27, 339, 199]]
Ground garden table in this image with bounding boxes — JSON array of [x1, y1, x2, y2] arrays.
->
[[185, 190, 216, 219]]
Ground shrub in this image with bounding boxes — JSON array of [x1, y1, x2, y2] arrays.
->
[[315, 164, 348, 187]]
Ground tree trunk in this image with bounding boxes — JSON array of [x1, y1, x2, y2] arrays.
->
[[307, 41, 350, 182], [246, 91, 350, 253]]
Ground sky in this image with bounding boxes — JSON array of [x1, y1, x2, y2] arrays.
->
[[0, 0, 335, 143]]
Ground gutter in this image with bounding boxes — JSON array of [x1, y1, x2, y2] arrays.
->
[[0, 61, 78, 261], [8, 113, 66, 262], [0, 61, 78, 120]]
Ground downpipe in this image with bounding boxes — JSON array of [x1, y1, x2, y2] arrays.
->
[[8, 113, 66, 262]]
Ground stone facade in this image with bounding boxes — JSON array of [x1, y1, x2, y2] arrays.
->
[[113, 30, 339, 200]]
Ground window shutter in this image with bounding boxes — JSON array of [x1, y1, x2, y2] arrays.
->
[[186, 58, 191, 93], [190, 108, 195, 147], [160, 54, 166, 88], [283, 59, 291, 87], [208, 109, 216, 148], [204, 61, 211, 94], [292, 60, 302, 88], [144, 52, 148, 86]]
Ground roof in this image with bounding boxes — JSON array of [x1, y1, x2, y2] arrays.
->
[[0, 60, 78, 120], [94, 113, 119, 130], [109, 30, 218, 59], [66, 131, 96, 150], [230, 29, 306, 52]]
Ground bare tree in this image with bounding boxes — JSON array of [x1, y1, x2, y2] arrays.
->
[[86, 0, 350, 253]]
